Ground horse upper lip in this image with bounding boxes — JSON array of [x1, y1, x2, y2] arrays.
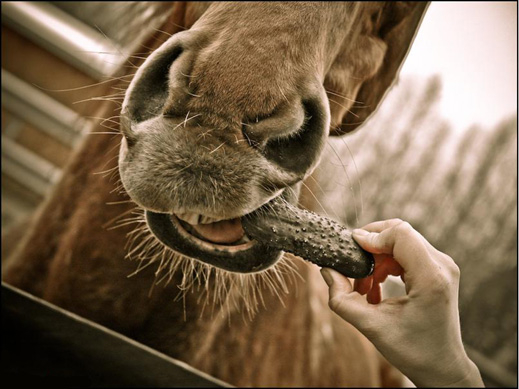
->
[[150, 192, 287, 249], [176, 212, 227, 225], [174, 189, 285, 226]]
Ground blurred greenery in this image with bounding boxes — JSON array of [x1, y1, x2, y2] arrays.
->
[[317, 75, 517, 387]]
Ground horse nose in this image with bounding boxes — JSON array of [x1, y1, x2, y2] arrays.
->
[[123, 30, 205, 123], [162, 49, 200, 118], [241, 97, 306, 149], [243, 91, 330, 177]]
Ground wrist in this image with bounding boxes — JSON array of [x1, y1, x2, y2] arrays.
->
[[411, 356, 484, 388], [439, 360, 484, 388]]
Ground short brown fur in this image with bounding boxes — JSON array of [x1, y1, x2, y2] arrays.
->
[[4, 2, 427, 386]]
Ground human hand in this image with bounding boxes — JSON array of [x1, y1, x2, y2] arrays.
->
[[320, 219, 484, 387]]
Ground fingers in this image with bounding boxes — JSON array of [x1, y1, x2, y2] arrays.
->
[[354, 276, 372, 295], [321, 268, 375, 327], [321, 267, 354, 293], [352, 227, 394, 255], [367, 282, 382, 304], [359, 218, 407, 233], [352, 221, 434, 279], [354, 255, 403, 301], [373, 255, 404, 282], [355, 255, 404, 304], [352, 225, 410, 255]]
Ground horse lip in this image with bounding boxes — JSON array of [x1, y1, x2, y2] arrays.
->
[[174, 215, 253, 251], [145, 210, 282, 273]]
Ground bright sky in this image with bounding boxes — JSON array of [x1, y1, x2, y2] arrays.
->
[[399, 2, 517, 131]]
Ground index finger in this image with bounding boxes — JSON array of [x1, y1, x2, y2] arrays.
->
[[353, 222, 436, 282], [360, 218, 406, 233]]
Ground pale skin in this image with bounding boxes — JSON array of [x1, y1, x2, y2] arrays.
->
[[320, 219, 485, 388]]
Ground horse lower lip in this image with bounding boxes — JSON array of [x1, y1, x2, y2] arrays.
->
[[145, 210, 281, 273]]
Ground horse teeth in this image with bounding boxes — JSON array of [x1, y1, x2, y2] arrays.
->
[[176, 212, 201, 225], [200, 215, 217, 224], [176, 212, 227, 225]]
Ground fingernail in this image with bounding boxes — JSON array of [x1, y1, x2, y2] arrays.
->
[[320, 268, 334, 287], [353, 228, 369, 237]]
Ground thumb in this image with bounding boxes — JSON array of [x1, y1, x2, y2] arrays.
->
[[320, 268, 376, 330]]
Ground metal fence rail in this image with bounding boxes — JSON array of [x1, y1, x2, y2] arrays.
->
[[1, 69, 89, 147], [2, 2, 124, 79]]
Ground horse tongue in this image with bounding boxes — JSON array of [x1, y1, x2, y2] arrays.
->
[[192, 218, 244, 244]]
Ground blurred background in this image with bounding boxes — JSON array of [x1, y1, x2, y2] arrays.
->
[[1, 2, 517, 387]]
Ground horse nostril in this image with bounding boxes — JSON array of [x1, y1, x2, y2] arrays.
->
[[162, 50, 199, 118], [241, 123, 261, 149], [241, 98, 306, 149], [260, 95, 329, 176], [124, 43, 183, 123], [120, 113, 137, 146], [123, 30, 206, 123]]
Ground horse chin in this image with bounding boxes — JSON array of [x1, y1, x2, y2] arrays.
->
[[145, 210, 283, 274]]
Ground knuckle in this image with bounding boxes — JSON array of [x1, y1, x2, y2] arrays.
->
[[437, 250, 460, 279], [428, 276, 449, 296], [446, 257, 461, 279], [328, 293, 343, 309], [393, 220, 414, 237], [427, 269, 454, 297], [328, 292, 350, 313], [386, 218, 404, 228], [366, 232, 379, 247]]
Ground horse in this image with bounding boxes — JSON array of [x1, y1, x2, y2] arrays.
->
[[3, 2, 428, 386]]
